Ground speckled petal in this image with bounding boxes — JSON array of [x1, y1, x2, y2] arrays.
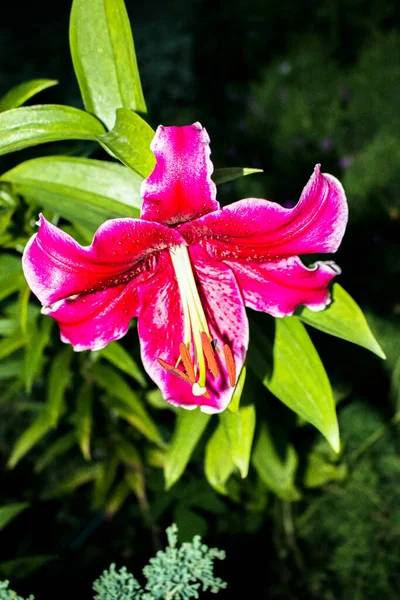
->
[[227, 256, 341, 317], [179, 165, 347, 261], [140, 123, 219, 225]]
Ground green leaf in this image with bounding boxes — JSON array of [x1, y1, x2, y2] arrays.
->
[[212, 167, 263, 186], [250, 318, 339, 452], [2, 156, 142, 230], [0, 503, 29, 530], [41, 463, 102, 499], [97, 108, 155, 177], [98, 340, 147, 387], [304, 453, 348, 488], [90, 362, 163, 445], [0, 555, 57, 580], [227, 365, 246, 413], [75, 382, 93, 460], [220, 404, 256, 478], [205, 423, 235, 495], [115, 438, 142, 469], [252, 422, 301, 501], [24, 317, 53, 393], [46, 348, 72, 427], [70, 0, 146, 130], [0, 104, 105, 156], [0, 255, 25, 301], [164, 410, 211, 490], [35, 432, 77, 473], [105, 480, 131, 517], [7, 411, 52, 469], [298, 284, 386, 359], [0, 331, 30, 361], [0, 79, 58, 111], [91, 454, 119, 510]]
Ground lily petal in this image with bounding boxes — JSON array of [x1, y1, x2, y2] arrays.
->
[[179, 165, 347, 261], [226, 256, 340, 317], [22, 214, 185, 306], [137, 250, 248, 413], [141, 123, 219, 225], [44, 279, 142, 351]]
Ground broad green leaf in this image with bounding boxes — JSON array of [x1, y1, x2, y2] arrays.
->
[[70, 0, 146, 130], [252, 422, 301, 501], [164, 410, 211, 490], [0, 104, 105, 156], [90, 362, 163, 445], [75, 382, 93, 460], [298, 284, 386, 359], [97, 108, 155, 177], [0, 331, 30, 361], [250, 318, 339, 452], [46, 348, 73, 426], [212, 167, 263, 186], [304, 453, 348, 488], [35, 432, 76, 473], [98, 340, 147, 387], [24, 317, 53, 392], [7, 411, 52, 469], [0, 503, 29, 530], [220, 404, 256, 478], [2, 157, 142, 230], [41, 463, 102, 499], [205, 423, 235, 495], [228, 365, 246, 413], [0, 79, 58, 112]]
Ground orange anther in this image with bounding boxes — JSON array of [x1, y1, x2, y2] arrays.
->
[[223, 344, 236, 387], [179, 342, 196, 383], [200, 331, 219, 378], [157, 358, 191, 383]]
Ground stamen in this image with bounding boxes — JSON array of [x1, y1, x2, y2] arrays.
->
[[179, 342, 196, 383], [200, 332, 219, 378], [157, 358, 192, 383], [223, 344, 236, 387]]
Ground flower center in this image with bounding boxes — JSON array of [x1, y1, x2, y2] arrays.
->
[[157, 245, 236, 398]]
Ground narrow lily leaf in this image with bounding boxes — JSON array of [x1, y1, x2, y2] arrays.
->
[[70, 0, 146, 130], [220, 404, 256, 478], [205, 424, 235, 495], [250, 318, 339, 452], [228, 365, 246, 413], [97, 108, 155, 177], [0, 79, 58, 112], [0, 255, 25, 301], [35, 432, 76, 473], [252, 422, 301, 502], [105, 480, 131, 517], [1, 157, 142, 230], [0, 105, 105, 156], [46, 348, 72, 427], [75, 382, 93, 460], [41, 463, 102, 499], [90, 362, 163, 445], [298, 283, 386, 359], [7, 411, 52, 469], [0, 555, 57, 580], [24, 317, 53, 393], [115, 438, 142, 469], [0, 503, 29, 530], [304, 453, 348, 488], [212, 167, 263, 186], [0, 331, 30, 361], [98, 340, 147, 387], [0, 359, 22, 381], [91, 454, 119, 511], [164, 410, 211, 490]]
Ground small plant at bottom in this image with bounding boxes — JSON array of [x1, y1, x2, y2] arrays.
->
[[93, 524, 227, 600], [0, 581, 34, 600]]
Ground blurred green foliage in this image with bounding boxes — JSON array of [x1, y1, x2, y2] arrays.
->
[[0, 0, 399, 599]]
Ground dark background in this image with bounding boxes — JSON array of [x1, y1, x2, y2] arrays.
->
[[1, 1, 400, 598]]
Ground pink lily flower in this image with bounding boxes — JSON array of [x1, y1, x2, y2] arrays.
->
[[22, 123, 347, 413]]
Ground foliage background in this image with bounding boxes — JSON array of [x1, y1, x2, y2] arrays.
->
[[0, 0, 399, 598]]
